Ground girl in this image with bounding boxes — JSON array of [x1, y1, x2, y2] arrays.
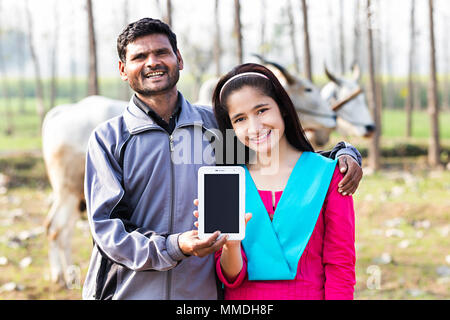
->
[[197, 63, 355, 300]]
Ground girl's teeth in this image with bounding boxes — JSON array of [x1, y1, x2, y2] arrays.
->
[[251, 131, 270, 141]]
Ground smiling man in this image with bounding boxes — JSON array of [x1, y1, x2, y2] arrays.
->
[[82, 17, 363, 300]]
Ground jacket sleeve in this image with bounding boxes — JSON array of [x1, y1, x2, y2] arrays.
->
[[318, 141, 362, 166], [322, 168, 356, 299], [84, 128, 187, 272]]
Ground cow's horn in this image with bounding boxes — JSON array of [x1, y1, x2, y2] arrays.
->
[[324, 64, 342, 86], [331, 87, 362, 111]]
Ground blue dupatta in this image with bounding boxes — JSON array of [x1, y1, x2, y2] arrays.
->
[[241, 151, 337, 280]]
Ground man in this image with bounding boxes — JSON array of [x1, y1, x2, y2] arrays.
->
[[82, 18, 363, 300]]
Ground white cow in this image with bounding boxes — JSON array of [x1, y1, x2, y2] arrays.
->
[[42, 95, 126, 286], [321, 65, 376, 138]]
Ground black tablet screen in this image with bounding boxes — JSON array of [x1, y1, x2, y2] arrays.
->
[[204, 174, 240, 233]]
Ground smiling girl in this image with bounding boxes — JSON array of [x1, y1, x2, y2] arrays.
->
[[209, 63, 356, 300]]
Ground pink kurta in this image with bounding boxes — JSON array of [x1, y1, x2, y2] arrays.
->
[[214, 167, 356, 300]]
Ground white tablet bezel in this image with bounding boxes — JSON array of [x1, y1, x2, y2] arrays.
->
[[198, 166, 245, 241]]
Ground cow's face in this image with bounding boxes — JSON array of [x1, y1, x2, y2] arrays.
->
[[286, 78, 337, 131], [335, 85, 375, 137], [322, 66, 376, 138]]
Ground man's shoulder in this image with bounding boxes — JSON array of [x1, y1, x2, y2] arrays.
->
[[190, 104, 218, 129], [89, 113, 129, 147], [93, 113, 125, 134]]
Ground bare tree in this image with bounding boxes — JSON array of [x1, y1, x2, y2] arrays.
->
[[259, 0, 267, 56], [213, 0, 222, 77], [405, 0, 416, 137], [326, 1, 338, 71], [234, 0, 243, 64], [14, 5, 27, 114], [300, 0, 312, 81], [339, 0, 345, 74], [352, 0, 361, 67], [87, 0, 99, 96], [381, 2, 394, 109], [287, 0, 300, 73], [49, 0, 60, 110], [120, 0, 132, 100], [366, 0, 380, 171], [427, 0, 441, 167], [442, 14, 449, 110], [25, 0, 45, 129], [69, 2, 78, 102], [0, 0, 13, 135], [164, 0, 172, 27]]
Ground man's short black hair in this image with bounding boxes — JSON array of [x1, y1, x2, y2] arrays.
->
[[117, 17, 178, 62]]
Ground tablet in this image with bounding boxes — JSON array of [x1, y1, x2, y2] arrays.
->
[[198, 166, 245, 240]]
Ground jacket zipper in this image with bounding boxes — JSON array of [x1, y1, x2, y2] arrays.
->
[[165, 125, 217, 299], [166, 133, 175, 300]]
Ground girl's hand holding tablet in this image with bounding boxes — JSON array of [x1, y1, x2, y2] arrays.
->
[[193, 198, 252, 281]]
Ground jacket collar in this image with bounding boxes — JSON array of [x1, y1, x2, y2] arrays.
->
[[123, 92, 204, 135]]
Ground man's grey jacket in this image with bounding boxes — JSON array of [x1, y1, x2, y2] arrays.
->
[[83, 94, 220, 299], [82, 93, 361, 300]]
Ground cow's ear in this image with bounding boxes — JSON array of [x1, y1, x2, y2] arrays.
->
[[265, 64, 296, 86], [351, 63, 361, 82], [252, 54, 296, 86]]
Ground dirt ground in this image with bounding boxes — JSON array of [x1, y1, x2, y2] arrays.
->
[[0, 154, 449, 300]]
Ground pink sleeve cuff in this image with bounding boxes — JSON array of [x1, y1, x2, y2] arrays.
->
[[215, 248, 247, 289]]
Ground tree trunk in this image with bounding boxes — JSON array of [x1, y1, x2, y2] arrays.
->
[[164, 0, 172, 27], [352, 0, 361, 68], [287, 0, 300, 73], [213, 0, 222, 77], [25, 0, 45, 130], [259, 0, 267, 56], [427, 0, 441, 167], [442, 15, 449, 110], [406, 0, 416, 137], [339, 0, 345, 74], [234, 0, 243, 64], [0, 0, 13, 135], [300, 0, 312, 82], [366, 0, 380, 171], [69, 2, 77, 102], [87, 0, 99, 96], [49, 2, 59, 110], [120, 0, 131, 100]]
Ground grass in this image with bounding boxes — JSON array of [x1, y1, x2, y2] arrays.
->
[[352, 162, 450, 299], [381, 109, 450, 140]]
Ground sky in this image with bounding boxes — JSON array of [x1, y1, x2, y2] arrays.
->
[[1, 0, 449, 79]]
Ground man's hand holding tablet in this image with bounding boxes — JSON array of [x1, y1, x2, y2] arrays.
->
[[178, 166, 251, 258], [178, 228, 227, 258]]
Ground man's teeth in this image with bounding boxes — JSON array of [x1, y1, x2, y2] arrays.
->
[[146, 71, 164, 77]]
